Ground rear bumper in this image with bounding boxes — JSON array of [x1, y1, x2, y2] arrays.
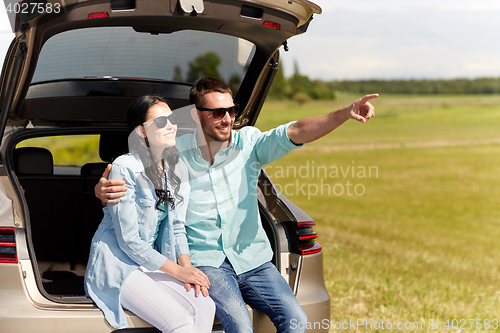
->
[[252, 251, 331, 333], [296, 252, 331, 332], [0, 253, 330, 333]]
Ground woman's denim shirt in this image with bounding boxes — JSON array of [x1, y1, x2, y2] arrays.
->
[[84, 153, 190, 329]]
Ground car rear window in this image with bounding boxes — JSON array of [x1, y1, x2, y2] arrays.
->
[[16, 135, 102, 173], [32, 27, 256, 87]]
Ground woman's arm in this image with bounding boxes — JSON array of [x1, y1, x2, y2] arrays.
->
[[158, 256, 209, 294], [95, 164, 127, 205], [108, 158, 209, 292], [170, 163, 209, 296], [176, 254, 209, 297], [171, 162, 191, 256], [107, 161, 167, 271]]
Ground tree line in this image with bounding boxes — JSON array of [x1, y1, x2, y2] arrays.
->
[[172, 53, 500, 102], [268, 61, 500, 102]]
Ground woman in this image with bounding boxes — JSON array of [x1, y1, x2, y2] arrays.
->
[[84, 95, 215, 332]]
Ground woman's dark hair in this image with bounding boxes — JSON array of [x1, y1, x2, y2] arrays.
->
[[127, 95, 182, 211]]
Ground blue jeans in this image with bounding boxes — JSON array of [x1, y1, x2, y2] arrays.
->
[[198, 259, 307, 333]]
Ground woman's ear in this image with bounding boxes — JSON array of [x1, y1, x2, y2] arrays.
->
[[135, 125, 147, 138], [191, 107, 200, 124]]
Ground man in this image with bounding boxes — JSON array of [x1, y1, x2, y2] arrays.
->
[[96, 77, 377, 333]]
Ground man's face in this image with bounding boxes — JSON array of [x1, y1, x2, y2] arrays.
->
[[197, 92, 235, 143]]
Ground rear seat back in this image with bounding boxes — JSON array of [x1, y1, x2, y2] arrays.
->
[[73, 133, 129, 267], [14, 134, 129, 296], [14, 147, 83, 263], [72, 162, 108, 267]]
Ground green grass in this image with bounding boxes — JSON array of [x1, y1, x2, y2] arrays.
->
[[256, 94, 500, 332], [257, 93, 500, 146], [17, 135, 102, 166]]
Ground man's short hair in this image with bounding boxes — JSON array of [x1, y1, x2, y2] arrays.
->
[[190, 76, 232, 106]]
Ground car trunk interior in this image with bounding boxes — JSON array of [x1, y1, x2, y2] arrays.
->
[[9, 129, 281, 300]]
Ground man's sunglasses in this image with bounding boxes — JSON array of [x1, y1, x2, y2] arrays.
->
[[143, 114, 178, 128], [196, 104, 240, 120]]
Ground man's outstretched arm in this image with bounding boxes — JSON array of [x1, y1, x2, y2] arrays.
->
[[286, 94, 378, 145], [95, 164, 127, 205]]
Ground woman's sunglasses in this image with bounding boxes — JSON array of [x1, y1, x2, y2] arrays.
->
[[196, 104, 240, 119], [143, 114, 178, 128]]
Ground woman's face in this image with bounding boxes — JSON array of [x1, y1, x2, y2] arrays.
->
[[141, 102, 177, 155]]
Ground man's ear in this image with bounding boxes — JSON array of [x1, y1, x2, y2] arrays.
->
[[191, 107, 201, 124], [135, 125, 147, 138]]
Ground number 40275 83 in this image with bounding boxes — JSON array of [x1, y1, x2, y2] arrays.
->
[[444, 319, 498, 330], [5, 2, 61, 14]]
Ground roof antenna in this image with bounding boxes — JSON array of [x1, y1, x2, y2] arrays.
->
[[190, 5, 197, 16], [282, 40, 289, 52]]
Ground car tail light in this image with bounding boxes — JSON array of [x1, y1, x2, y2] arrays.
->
[[262, 21, 280, 30], [297, 222, 322, 255], [88, 12, 109, 19], [0, 228, 17, 264]]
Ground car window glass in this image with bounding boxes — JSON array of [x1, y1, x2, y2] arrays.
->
[[16, 135, 102, 173], [32, 27, 256, 89]]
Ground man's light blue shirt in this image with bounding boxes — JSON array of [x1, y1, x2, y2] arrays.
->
[[176, 122, 301, 275]]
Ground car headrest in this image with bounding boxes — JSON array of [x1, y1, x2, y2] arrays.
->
[[14, 147, 54, 175], [99, 133, 129, 163]]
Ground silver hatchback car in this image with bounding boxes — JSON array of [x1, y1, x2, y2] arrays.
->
[[0, 0, 329, 332]]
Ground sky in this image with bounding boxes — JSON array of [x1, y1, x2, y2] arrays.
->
[[1, 0, 500, 81]]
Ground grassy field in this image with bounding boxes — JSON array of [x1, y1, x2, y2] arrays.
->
[[17, 135, 102, 166], [256, 94, 500, 332]]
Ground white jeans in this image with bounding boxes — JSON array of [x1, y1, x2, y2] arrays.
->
[[121, 267, 216, 333]]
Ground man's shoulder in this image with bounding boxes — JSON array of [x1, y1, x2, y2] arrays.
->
[[235, 126, 264, 143], [238, 123, 293, 137], [176, 132, 195, 150], [113, 153, 143, 170], [238, 125, 261, 134], [174, 158, 189, 181], [236, 124, 291, 143]]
